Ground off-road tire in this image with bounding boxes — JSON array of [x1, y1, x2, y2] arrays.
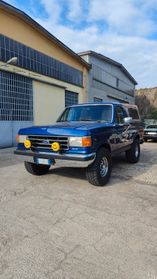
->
[[86, 148, 112, 186], [126, 138, 140, 163], [24, 161, 50, 175]]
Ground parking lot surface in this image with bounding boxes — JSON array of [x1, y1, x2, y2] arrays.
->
[[0, 142, 157, 279]]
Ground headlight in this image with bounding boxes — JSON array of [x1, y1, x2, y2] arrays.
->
[[69, 136, 92, 147], [16, 135, 27, 143]]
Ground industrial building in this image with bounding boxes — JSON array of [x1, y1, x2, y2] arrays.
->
[[0, 0, 90, 147], [78, 51, 137, 104], [0, 1, 137, 148]]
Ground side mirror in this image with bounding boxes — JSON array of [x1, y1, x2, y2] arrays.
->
[[124, 117, 132, 125]]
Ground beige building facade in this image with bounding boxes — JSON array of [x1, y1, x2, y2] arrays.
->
[[0, 1, 90, 147]]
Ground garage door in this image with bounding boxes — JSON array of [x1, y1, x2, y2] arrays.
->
[[0, 71, 33, 148], [33, 81, 65, 125]]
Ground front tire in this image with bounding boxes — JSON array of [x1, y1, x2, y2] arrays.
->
[[24, 161, 50, 175], [126, 138, 140, 163], [86, 148, 112, 186]]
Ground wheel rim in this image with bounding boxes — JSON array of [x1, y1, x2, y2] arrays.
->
[[100, 157, 109, 177], [135, 144, 139, 158]]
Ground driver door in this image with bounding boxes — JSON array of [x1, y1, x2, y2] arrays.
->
[[114, 106, 131, 149]]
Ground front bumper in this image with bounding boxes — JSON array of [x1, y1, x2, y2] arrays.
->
[[14, 150, 96, 168], [144, 134, 157, 140]]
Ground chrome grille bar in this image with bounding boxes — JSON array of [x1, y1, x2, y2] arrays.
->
[[28, 135, 69, 151]]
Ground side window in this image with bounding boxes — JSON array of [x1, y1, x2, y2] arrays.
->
[[115, 106, 125, 124], [128, 108, 139, 120]]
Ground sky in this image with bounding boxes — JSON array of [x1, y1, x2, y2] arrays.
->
[[4, 0, 157, 88]]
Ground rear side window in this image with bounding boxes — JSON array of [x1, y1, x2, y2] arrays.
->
[[128, 108, 139, 120]]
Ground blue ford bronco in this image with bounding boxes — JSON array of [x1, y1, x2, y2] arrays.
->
[[15, 102, 142, 186]]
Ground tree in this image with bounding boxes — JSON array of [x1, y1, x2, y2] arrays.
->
[[148, 107, 157, 120]]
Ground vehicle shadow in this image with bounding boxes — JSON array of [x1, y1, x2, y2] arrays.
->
[[48, 144, 157, 186], [48, 166, 86, 181], [48, 154, 128, 184]]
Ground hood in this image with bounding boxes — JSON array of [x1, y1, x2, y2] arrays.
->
[[19, 121, 114, 137]]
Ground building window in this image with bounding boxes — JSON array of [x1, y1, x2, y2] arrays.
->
[[93, 97, 103, 103], [116, 78, 119, 87], [0, 71, 33, 121], [65, 91, 78, 107], [0, 34, 83, 87]]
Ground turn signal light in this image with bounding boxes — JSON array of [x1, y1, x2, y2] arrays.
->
[[16, 134, 19, 143], [82, 137, 92, 147]]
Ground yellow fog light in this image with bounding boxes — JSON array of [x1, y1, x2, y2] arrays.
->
[[24, 139, 31, 149], [51, 142, 60, 152]]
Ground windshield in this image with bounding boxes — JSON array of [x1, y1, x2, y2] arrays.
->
[[58, 105, 112, 123], [147, 125, 157, 129]]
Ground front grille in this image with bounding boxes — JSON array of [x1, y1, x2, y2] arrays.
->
[[28, 135, 69, 151]]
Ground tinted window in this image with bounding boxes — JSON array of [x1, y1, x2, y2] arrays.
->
[[115, 106, 125, 124], [128, 108, 139, 120]]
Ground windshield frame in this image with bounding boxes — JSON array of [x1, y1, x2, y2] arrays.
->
[[57, 104, 114, 123]]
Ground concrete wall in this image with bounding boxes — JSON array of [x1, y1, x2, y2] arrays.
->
[[0, 121, 33, 147]]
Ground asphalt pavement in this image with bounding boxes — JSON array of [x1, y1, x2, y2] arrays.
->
[[0, 142, 157, 279]]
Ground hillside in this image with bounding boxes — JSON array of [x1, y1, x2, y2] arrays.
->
[[135, 87, 157, 118]]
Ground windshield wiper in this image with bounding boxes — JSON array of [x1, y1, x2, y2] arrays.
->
[[79, 119, 93, 121], [80, 119, 108, 123], [57, 120, 70, 122]]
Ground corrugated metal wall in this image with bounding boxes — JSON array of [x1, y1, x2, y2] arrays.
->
[[83, 55, 135, 104]]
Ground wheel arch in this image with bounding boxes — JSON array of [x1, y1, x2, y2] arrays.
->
[[97, 143, 111, 153]]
